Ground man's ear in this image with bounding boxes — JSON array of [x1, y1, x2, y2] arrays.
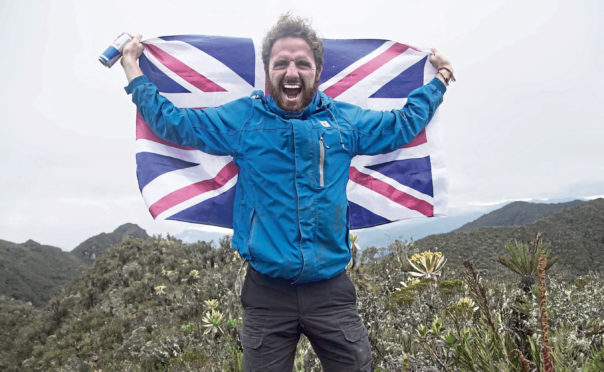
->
[[316, 67, 323, 82]]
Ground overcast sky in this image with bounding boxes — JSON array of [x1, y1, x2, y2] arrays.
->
[[1, 0, 603, 250]]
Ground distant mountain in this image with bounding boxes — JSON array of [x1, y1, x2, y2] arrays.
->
[[71, 223, 149, 261], [414, 198, 604, 280], [0, 223, 149, 307], [0, 239, 85, 307], [455, 200, 584, 232], [354, 210, 485, 249]]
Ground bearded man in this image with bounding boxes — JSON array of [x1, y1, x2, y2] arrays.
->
[[121, 13, 453, 372]]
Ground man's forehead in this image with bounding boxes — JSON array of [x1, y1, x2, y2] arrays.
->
[[270, 37, 314, 59]]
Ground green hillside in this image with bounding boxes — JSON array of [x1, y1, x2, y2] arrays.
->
[[1, 200, 603, 370], [0, 239, 85, 306], [414, 198, 604, 280], [71, 223, 149, 262], [5, 236, 244, 371], [455, 200, 584, 232], [0, 223, 150, 308]]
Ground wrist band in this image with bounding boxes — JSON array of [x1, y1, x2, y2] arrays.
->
[[438, 66, 456, 83], [436, 71, 449, 86]]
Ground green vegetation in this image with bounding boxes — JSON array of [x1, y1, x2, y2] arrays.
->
[[456, 200, 584, 232], [414, 199, 604, 281], [1, 232, 603, 370], [71, 222, 149, 262], [0, 223, 149, 307], [0, 239, 85, 306], [0, 199, 603, 370]]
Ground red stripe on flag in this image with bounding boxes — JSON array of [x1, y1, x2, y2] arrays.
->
[[144, 43, 226, 92], [149, 161, 239, 218], [136, 112, 195, 150], [349, 166, 433, 217], [402, 129, 427, 148], [323, 43, 410, 99]]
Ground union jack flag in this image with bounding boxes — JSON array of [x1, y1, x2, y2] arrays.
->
[[135, 35, 447, 230]]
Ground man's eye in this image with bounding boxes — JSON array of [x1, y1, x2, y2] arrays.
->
[[296, 61, 312, 70], [273, 61, 287, 69]]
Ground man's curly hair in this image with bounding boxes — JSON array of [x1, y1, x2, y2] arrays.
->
[[262, 13, 324, 73]]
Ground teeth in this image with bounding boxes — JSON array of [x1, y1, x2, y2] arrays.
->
[[283, 84, 300, 89]]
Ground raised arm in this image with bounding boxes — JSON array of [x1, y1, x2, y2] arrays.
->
[[119, 33, 251, 156], [120, 34, 144, 82], [347, 49, 454, 155]]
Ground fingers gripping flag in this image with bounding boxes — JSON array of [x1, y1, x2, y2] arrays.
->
[[135, 35, 447, 230]]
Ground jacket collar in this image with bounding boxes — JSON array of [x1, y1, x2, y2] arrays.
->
[[252, 90, 332, 119]]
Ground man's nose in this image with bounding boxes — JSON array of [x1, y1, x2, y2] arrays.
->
[[285, 61, 297, 76]]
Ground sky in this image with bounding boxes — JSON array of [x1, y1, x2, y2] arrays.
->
[[1, 0, 603, 250]]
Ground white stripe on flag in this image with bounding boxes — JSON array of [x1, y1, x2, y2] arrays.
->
[[142, 163, 232, 206], [136, 139, 233, 167], [150, 39, 254, 95], [346, 182, 427, 220], [333, 50, 427, 104], [350, 166, 434, 205], [318, 41, 395, 91], [351, 142, 432, 168], [155, 176, 238, 220]]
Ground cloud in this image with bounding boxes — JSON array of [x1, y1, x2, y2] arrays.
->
[[1, 0, 603, 249]]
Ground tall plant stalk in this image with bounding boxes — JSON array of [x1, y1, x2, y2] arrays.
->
[[511, 349, 531, 372], [463, 261, 498, 339], [538, 251, 555, 372]]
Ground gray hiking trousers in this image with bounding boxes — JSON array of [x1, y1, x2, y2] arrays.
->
[[240, 267, 372, 371]]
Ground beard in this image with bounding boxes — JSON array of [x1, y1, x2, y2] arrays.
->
[[269, 75, 319, 112]]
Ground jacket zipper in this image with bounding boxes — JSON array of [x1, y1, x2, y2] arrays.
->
[[247, 209, 257, 262], [319, 136, 326, 187]]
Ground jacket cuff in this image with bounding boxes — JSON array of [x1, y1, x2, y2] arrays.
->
[[124, 75, 150, 95], [429, 77, 447, 94]]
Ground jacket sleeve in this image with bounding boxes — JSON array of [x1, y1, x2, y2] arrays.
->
[[125, 75, 253, 156], [345, 77, 446, 156]]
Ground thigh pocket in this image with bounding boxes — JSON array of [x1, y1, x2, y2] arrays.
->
[[240, 310, 266, 350], [337, 307, 368, 343], [336, 315, 372, 369], [240, 331, 263, 350], [342, 322, 368, 343]]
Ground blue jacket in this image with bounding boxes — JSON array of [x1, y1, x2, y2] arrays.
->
[[126, 75, 446, 283]]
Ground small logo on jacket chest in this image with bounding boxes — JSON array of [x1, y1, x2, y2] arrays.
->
[[320, 121, 331, 128]]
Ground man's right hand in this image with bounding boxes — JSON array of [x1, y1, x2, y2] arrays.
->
[[121, 34, 144, 82]]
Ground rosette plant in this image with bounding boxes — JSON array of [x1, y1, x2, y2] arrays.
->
[[407, 251, 447, 280]]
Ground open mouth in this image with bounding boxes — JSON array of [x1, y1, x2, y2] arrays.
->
[[282, 82, 302, 100]]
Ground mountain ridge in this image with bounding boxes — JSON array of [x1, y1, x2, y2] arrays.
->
[[0, 239, 85, 306], [71, 223, 149, 261], [0, 223, 149, 306], [413, 198, 604, 280], [455, 199, 584, 232]]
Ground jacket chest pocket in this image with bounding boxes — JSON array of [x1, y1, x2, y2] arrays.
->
[[318, 135, 327, 187], [314, 128, 352, 189]]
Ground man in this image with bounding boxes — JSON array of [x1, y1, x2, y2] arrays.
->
[[121, 14, 453, 372]]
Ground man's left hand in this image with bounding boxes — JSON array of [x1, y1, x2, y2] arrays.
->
[[429, 48, 455, 85]]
